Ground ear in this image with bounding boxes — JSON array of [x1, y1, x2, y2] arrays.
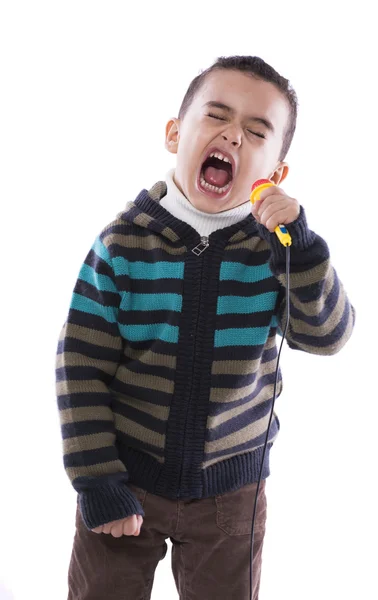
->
[[165, 118, 180, 154], [270, 162, 289, 186]]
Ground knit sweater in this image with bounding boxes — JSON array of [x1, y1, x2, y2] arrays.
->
[[55, 179, 355, 530]]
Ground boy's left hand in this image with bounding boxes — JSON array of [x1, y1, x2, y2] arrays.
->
[[251, 185, 300, 232]]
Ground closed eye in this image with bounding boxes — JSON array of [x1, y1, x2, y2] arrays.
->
[[206, 113, 266, 139]]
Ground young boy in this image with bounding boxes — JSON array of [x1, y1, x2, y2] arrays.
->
[[55, 55, 355, 599]]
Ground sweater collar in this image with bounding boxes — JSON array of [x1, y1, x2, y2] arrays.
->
[[159, 169, 253, 237], [118, 177, 259, 246]]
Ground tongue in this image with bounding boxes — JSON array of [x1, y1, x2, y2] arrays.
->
[[203, 166, 229, 188]]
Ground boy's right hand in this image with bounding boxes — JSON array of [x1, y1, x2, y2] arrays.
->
[[91, 514, 143, 538]]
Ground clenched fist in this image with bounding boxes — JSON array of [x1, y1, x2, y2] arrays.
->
[[251, 184, 300, 232], [91, 514, 143, 538]]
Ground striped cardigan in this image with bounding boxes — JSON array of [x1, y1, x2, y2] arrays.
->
[[55, 180, 355, 530]]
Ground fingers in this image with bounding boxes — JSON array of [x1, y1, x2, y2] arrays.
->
[[123, 515, 138, 535], [133, 515, 143, 536], [91, 514, 143, 537], [91, 525, 104, 534]]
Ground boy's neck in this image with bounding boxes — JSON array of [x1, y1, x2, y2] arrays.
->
[[159, 169, 251, 237]]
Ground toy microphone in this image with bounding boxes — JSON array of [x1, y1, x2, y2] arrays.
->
[[250, 179, 292, 247]]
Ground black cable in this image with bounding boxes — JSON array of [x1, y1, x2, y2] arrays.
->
[[249, 244, 291, 600]]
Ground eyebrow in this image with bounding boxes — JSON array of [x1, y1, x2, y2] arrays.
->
[[203, 101, 275, 134]]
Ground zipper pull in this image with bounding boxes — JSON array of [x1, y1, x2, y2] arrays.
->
[[192, 236, 209, 256]]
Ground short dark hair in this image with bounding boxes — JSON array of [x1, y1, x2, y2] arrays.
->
[[178, 55, 298, 162]]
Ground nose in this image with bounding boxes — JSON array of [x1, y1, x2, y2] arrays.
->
[[221, 129, 242, 147]]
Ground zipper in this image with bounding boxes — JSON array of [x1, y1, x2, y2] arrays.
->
[[177, 238, 208, 497], [192, 236, 209, 256]]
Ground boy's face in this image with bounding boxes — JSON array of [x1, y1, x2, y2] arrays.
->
[[165, 70, 290, 214]]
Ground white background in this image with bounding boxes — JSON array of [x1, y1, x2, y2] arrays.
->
[[1, 1, 377, 599]]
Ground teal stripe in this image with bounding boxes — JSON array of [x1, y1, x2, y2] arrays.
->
[[70, 293, 118, 323], [92, 236, 112, 267], [220, 262, 273, 283], [271, 314, 278, 328], [217, 291, 278, 315], [113, 257, 184, 280], [121, 292, 182, 312], [79, 263, 118, 293], [270, 314, 283, 336], [119, 323, 179, 343], [215, 326, 270, 347]]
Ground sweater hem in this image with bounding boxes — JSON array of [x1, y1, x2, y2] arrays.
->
[[118, 441, 274, 499]]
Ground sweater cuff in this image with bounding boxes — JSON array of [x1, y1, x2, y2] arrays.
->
[[256, 205, 316, 258], [78, 481, 145, 530]]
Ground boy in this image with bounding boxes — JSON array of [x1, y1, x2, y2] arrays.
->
[[55, 55, 355, 599]]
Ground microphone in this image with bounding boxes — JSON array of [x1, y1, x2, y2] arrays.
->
[[250, 179, 292, 247]]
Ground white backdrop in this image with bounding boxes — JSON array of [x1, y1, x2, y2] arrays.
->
[[1, 1, 376, 599]]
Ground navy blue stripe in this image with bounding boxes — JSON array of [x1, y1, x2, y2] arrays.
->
[[112, 399, 167, 435], [66, 310, 121, 338], [118, 309, 181, 327], [56, 366, 115, 384], [290, 275, 340, 326], [218, 277, 279, 297], [124, 360, 175, 380], [116, 277, 184, 295], [224, 246, 272, 266], [74, 280, 119, 308], [64, 446, 117, 468], [271, 237, 330, 275], [216, 310, 272, 330], [261, 344, 278, 363], [211, 370, 260, 388], [110, 379, 172, 406], [115, 430, 165, 458], [209, 372, 281, 416], [57, 392, 113, 411], [208, 396, 276, 441], [204, 420, 279, 461], [58, 337, 121, 363], [213, 342, 266, 362], [61, 420, 114, 439], [86, 248, 115, 277], [124, 338, 178, 355], [290, 299, 351, 347], [110, 244, 184, 263]]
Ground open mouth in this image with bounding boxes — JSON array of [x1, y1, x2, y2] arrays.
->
[[198, 151, 234, 197]]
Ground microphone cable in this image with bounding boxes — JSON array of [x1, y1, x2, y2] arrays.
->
[[249, 243, 291, 600]]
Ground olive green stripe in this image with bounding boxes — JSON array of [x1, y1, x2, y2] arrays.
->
[[225, 237, 270, 252], [285, 266, 335, 316], [56, 379, 109, 396], [202, 428, 279, 469], [114, 412, 165, 449], [66, 459, 127, 483], [212, 337, 276, 376], [114, 365, 174, 395], [148, 181, 167, 201], [114, 392, 170, 421], [63, 431, 116, 456], [110, 233, 185, 255], [56, 352, 117, 376], [58, 322, 122, 351], [290, 282, 346, 337], [123, 346, 177, 370], [290, 305, 355, 355], [60, 405, 113, 425], [204, 405, 280, 456], [277, 258, 330, 290], [208, 381, 282, 430], [210, 358, 278, 403]]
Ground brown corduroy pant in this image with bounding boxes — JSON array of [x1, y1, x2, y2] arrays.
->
[[67, 479, 267, 600]]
